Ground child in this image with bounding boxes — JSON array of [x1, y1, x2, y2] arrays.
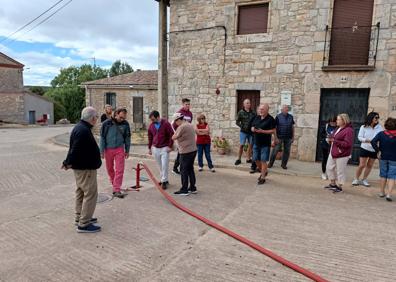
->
[[195, 114, 215, 172]]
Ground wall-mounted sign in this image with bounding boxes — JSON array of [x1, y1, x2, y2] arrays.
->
[[280, 90, 292, 106]]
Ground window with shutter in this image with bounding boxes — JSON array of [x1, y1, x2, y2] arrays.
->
[[237, 3, 269, 35], [329, 0, 374, 66], [105, 92, 116, 109]]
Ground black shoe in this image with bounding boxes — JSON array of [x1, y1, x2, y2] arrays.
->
[[189, 187, 197, 194], [281, 164, 287, 170], [77, 223, 101, 233], [249, 169, 256, 174], [246, 159, 252, 163], [113, 191, 126, 198], [258, 178, 266, 185], [268, 163, 273, 168], [332, 187, 343, 193], [161, 182, 168, 190], [234, 159, 241, 165], [172, 168, 180, 175], [324, 183, 339, 189], [174, 190, 190, 196], [386, 196, 393, 202], [75, 218, 97, 226]]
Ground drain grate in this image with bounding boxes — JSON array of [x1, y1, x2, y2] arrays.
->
[[97, 193, 112, 204]]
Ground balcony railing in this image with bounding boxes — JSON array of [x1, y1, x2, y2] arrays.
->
[[322, 22, 380, 71]]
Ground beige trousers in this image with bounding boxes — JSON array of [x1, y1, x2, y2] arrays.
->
[[73, 169, 98, 227], [326, 154, 350, 185]]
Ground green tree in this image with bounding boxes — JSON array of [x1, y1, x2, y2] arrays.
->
[[28, 86, 49, 96], [109, 60, 133, 77], [48, 64, 107, 123]]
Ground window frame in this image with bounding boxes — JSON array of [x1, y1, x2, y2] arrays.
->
[[237, 2, 270, 35], [105, 92, 117, 109]]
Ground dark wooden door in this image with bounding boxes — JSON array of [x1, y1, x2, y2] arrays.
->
[[329, 0, 374, 65], [133, 97, 143, 124], [237, 90, 260, 114], [316, 88, 369, 165]]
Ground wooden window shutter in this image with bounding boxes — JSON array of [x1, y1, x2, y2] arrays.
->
[[329, 0, 374, 65], [238, 4, 269, 35]]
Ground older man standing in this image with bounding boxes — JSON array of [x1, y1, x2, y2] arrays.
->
[[251, 104, 276, 185], [269, 105, 295, 169], [62, 106, 102, 233]]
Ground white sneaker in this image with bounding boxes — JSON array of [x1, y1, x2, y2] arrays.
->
[[361, 179, 370, 187], [210, 168, 216, 173], [352, 179, 360, 186], [198, 167, 203, 171], [321, 173, 327, 180]]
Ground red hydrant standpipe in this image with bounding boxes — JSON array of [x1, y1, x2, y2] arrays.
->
[[141, 163, 330, 282]]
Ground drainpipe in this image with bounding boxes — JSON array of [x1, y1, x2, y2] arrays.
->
[[158, 0, 168, 118]]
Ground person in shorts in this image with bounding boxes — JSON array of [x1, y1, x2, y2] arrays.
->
[[250, 104, 276, 185], [235, 99, 256, 166], [371, 117, 396, 202], [352, 112, 383, 187]]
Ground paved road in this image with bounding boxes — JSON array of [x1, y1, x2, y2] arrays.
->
[[0, 127, 395, 282]]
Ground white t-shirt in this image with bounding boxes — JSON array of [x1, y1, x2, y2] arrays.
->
[[358, 124, 383, 152]]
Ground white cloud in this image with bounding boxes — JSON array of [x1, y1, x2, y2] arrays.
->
[[0, 0, 160, 85]]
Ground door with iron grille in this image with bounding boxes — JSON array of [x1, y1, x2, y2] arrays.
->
[[316, 88, 369, 165]]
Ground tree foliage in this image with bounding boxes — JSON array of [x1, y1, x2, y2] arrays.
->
[[48, 61, 133, 123], [109, 60, 133, 77]]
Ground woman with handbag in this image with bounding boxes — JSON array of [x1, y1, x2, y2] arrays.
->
[[325, 113, 354, 193]]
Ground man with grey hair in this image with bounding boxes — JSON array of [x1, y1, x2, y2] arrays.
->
[[269, 104, 295, 169], [62, 106, 102, 233], [251, 104, 276, 185]]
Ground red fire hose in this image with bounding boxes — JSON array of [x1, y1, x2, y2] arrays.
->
[[141, 163, 330, 282]]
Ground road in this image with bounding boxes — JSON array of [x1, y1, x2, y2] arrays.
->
[[0, 127, 395, 282]]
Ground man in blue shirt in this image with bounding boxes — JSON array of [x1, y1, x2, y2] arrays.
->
[[269, 105, 295, 169]]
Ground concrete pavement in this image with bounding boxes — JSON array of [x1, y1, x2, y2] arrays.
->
[[0, 127, 395, 282]]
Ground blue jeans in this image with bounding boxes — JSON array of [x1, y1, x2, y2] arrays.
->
[[239, 132, 253, 145], [380, 159, 396, 180], [253, 145, 270, 162], [197, 144, 214, 169]]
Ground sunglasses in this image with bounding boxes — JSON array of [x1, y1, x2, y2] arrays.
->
[[374, 116, 380, 119]]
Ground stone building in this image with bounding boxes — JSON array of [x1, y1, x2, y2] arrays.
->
[[83, 70, 158, 130], [0, 52, 54, 124], [155, 0, 396, 163]]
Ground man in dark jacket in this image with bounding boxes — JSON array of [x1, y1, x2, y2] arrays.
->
[[269, 105, 295, 169], [148, 110, 174, 190], [62, 106, 102, 233]]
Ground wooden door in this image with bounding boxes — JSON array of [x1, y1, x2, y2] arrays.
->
[[316, 88, 370, 165], [133, 97, 143, 124], [237, 90, 260, 114], [329, 0, 374, 65]]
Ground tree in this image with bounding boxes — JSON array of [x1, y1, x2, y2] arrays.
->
[[28, 86, 48, 96], [109, 60, 133, 77], [48, 64, 108, 123]]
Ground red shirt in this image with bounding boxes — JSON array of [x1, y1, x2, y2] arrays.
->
[[196, 123, 211, 145]]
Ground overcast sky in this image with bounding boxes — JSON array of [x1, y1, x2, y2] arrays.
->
[[0, 0, 159, 86]]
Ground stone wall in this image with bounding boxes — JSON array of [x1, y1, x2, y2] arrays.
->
[[168, 0, 396, 161], [0, 68, 23, 92], [85, 87, 158, 131], [0, 93, 25, 123]]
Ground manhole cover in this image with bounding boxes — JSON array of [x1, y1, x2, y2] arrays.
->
[[97, 193, 112, 204]]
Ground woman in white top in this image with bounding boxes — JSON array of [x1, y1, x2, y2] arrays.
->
[[352, 112, 383, 187]]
